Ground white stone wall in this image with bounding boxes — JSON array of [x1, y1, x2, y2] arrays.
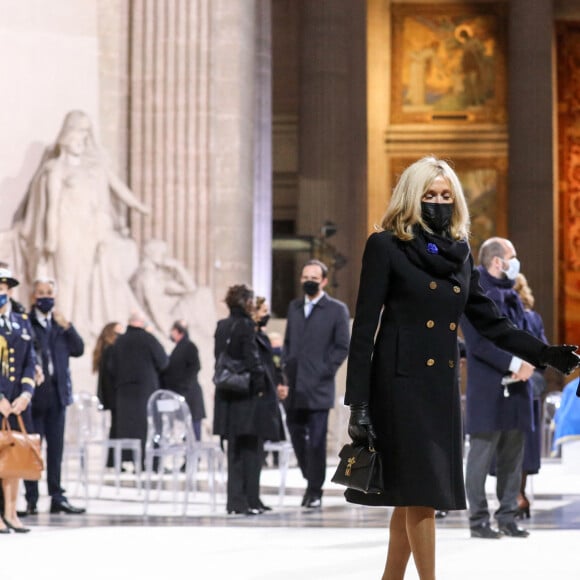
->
[[0, 0, 101, 230]]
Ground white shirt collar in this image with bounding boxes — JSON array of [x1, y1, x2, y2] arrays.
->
[[304, 291, 325, 306]]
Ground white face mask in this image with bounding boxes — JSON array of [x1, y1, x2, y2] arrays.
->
[[503, 257, 520, 280]]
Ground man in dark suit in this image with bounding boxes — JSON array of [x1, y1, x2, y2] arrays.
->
[[462, 238, 534, 539], [282, 259, 350, 508], [22, 277, 85, 516], [162, 319, 206, 440]]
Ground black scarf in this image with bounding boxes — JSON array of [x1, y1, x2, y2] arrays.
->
[[402, 226, 470, 278]]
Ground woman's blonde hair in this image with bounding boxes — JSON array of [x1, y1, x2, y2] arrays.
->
[[380, 156, 470, 241], [514, 273, 534, 310]]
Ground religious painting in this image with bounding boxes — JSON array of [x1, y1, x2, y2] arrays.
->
[[389, 156, 507, 259], [391, 3, 507, 124], [557, 22, 580, 344]]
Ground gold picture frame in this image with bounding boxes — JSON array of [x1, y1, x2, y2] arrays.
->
[[391, 3, 507, 125], [389, 156, 508, 258]]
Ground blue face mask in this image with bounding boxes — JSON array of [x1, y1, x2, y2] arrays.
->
[[0, 294, 8, 309], [36, 297, 55, 314]]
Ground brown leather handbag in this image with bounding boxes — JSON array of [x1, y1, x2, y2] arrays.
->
[[0, 416, 44, 480]]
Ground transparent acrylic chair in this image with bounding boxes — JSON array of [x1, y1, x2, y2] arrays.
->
[[143, 389, 224, 516], [63, 392, 109, 501], [263, 402, 295, 506], [543, 391, 562, 457]]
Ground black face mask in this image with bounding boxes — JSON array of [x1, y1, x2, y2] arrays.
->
[[258, 314, 270, 328], [36, 297, 55, 314], [302, 280, 320, 297], [421, 202, 454, 234]]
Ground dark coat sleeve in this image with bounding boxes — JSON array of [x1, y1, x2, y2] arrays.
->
[[62, 324, 84, 358], [345, 232, 391, 405], [462, 261, 547, 366]]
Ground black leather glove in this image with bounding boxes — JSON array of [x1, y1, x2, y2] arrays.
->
[[348, 403, 377, 444], [540, 345, 580, 375]]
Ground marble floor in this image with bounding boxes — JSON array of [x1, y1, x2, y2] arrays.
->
[[4, 458, 580, 580]]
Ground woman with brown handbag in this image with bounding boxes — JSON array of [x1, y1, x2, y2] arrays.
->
[[0, 268, 38, 533]]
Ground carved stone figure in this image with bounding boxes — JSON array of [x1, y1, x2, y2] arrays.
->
[[17, 110, 148, 338]]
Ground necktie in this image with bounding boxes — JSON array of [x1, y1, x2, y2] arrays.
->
[[305, 302, 313, 318], [1, 314, 11, 333], [44, 318, 54, 376]]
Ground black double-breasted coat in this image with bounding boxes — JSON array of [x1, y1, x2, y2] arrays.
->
[[213, 308, 279, 441], [344, 231, 547, 510]]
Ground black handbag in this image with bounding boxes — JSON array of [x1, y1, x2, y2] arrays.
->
[[331, 435, 384, 494], [213, 321, 251, 396]]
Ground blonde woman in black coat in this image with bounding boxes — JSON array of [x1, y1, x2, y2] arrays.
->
[[213, 285, 277, 515], [345, 156, 579, 580]]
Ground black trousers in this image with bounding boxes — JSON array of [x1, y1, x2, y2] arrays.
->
[[226, 435, 263, 512], [286, 409, 329, 498], [24, 393, 66, 504]]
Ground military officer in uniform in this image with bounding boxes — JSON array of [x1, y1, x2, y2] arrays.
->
[[0, 268, 36, 533]]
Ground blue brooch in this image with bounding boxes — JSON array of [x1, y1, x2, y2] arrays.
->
[[427, 242, 439, 254]]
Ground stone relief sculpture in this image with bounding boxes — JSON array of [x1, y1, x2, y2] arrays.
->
[[16, 110, 148, 338], [131, 239, 216, 337]]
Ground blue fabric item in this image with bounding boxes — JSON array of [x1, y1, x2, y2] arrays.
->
[[553, 379, 580, 453]]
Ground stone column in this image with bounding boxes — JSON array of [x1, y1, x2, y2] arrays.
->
[[508, 0, 555, 339], [297, 0, 366, 308], [252, 0, 273, 301], [209, 0, 259, 315], [129, 0, 212, 286]]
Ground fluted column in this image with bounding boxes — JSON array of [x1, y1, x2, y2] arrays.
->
[[129, 0, 212, 285]]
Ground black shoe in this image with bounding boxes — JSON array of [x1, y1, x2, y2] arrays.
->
[[301, 493, 310, 507], [2, 518, 30, 533], [50, 499, 86, 515], [17, 503, 38, 518], [258, 501, 272, 512], [498, 522, 530, 538], [305, 497, 321, 509], [435, 510, 448, 519], [470, 523, 502, 539], [227, 508, 261, 516]]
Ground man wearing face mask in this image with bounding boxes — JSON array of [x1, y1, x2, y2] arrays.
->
[[161, 319, 206, 441], [282, 260, 350, 508], [461, 238, 541, 539], [21, 277, 85, 516]]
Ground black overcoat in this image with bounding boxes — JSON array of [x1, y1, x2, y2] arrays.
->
[[344, 231, 547, 510], [213, 308, 276, 439], [109, 326, 169, 452], [162, 336, 206, 422], [283, 294, 350, 410]]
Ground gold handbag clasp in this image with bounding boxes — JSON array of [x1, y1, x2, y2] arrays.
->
[[345, 456, 356, 476]]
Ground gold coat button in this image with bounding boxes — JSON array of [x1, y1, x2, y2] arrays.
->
[[449, 322, 457, 331], [9, 348, 14, 354], [9, 367, 14, 372], [426, 358, 435, 367], [426, 320, 435, 329], [9, 376, 15, 382], [453, 286, 461, 294], [449, 360, 455, 368], [8, 357, 14, 363], [429, 281, 438, 290]]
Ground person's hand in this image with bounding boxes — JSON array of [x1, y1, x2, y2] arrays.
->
[[11, 395, 30, 415], [277, 385, 288, 401], [348, 403, 376, 444], [540, 345, 580, 375], [34, 364, 45, 386], [511, 361, 535, 382], [0, 397, 11, 418], [52, 310, 70, 329]]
